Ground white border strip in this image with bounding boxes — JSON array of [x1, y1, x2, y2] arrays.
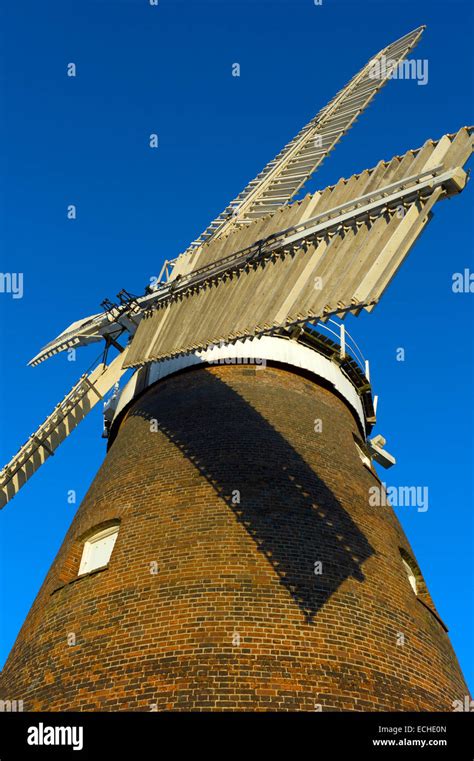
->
[[112, 336, 367, 433]]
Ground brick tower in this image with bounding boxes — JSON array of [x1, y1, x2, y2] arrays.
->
[[0, 332, 468, 711]]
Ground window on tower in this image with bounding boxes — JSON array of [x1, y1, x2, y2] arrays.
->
[[401, 556, 418, 596], [397, 548, 449, 631], [78, 524, 120, 576], [353, 434, 373, 470]]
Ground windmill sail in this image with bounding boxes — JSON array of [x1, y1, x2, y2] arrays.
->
[[28, 313, 108, 366], [123, 127, 473, 368], [28, 301, 140, 367], [0, 350, 129, 509], [171, 25, 426, 277], [27, 26, 425, 369]]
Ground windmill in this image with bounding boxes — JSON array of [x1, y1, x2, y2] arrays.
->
[[0, 26, 472, 712]]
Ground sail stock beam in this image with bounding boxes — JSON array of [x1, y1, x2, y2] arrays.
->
[[0, 350, 129, 509]]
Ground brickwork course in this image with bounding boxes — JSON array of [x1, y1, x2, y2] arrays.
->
[[0, 363, 468, 710]]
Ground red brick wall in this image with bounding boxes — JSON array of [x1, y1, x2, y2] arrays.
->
[[0, 363, 468, 710]]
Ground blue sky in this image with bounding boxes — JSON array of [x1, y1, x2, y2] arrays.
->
[[0, 0, 473, 693]]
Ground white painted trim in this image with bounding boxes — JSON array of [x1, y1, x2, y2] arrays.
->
[[112, 336, 367, 433]]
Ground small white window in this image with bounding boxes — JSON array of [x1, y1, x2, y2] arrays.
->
[[402, 557, 418, 595], [354, 440, 372, 469], [78, 525, 119, 576]]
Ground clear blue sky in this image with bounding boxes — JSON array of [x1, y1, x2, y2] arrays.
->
[[0, 0, 473, 693]]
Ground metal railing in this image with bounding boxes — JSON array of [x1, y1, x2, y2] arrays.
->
[[306, 318, 369, 378]]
